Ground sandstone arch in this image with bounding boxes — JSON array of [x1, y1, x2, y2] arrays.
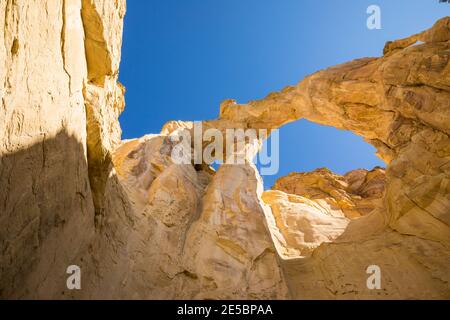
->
[[214, 17, 450, 245], [102, 17, 450, 299], [1, 0, 449, 299], [159, 17, 450, 298]]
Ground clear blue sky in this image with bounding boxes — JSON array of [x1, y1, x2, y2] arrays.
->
[[119, 0, 449, 188]]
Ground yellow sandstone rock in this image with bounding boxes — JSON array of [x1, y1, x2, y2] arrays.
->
[[0, 1, 448, 299]]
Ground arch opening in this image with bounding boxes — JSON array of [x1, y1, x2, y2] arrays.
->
[[255, 119, 386, 190], [254, 119, 388, 259]]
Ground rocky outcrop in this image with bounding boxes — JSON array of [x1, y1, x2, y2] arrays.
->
[[271, 167, 386, 218], [0, 1, 449, 299], [217, 17, 450, 299], [79, 131, 288, 299], [261, 167, 386, 259]]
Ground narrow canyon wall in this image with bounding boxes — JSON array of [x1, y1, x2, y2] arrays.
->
[[0, 0, 126, 298], [0, 1, 449, 299]]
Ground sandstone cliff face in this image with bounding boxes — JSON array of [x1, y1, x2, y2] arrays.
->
[[0, 2, 449, 299], [216, 17, 450, 298], [0, 0, 125, 298]]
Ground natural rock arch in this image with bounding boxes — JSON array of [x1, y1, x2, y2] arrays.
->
[[212, 17, 450, 244], [131, 17, 450, 299], [1, 0, 448, 299]]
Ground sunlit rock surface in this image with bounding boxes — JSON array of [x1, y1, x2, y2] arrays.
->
[[0, 0, 125, 298], [261, 167, 385, 259], [271, 167, 386, 218], [0, 0, 449, 299]]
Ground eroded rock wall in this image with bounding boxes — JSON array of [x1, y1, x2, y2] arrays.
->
[[0, 2, 449, 299], [0, 0, 126, 298], [271, 167, 386, 218]]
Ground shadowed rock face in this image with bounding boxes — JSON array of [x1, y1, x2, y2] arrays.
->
[[0, 1, 449, 299]]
